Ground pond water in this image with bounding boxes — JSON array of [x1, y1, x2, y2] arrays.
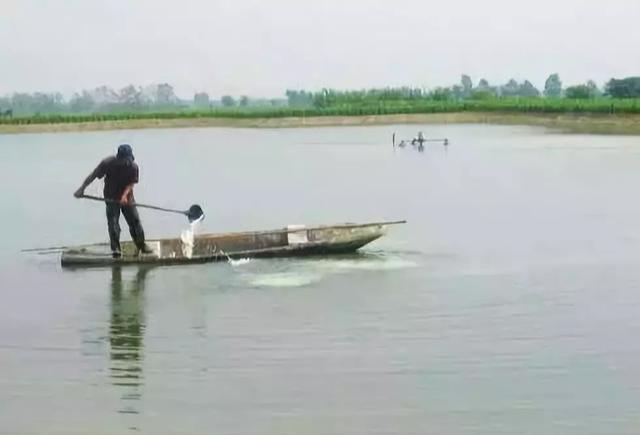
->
[[1, 124, 640, 434]]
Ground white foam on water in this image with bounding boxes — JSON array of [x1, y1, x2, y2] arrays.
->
[[246, 255, 416, 288], [229, 257, 252, 267], [249, 272, 321, 288], [217, 248, 252, 267], [180, 221, 199, 259], [315, 256, 418, 272]]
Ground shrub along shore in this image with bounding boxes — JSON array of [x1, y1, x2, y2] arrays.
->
[[1, 98, 640, 135]]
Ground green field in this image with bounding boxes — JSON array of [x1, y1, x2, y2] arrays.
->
[[1, 98, 640, 125]]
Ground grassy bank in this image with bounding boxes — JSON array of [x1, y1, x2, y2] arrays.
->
[[1, 98, 640, 134], [2, 98, 640, 125], [2, 112, 640, 135]]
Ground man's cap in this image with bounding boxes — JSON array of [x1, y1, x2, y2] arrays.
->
[[117, 144, 134, 161]]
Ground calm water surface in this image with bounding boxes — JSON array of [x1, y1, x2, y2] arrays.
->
[[1, 125, 640, 434]]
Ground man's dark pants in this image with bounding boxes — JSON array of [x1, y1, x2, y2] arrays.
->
[[106, 202, 146, 252]]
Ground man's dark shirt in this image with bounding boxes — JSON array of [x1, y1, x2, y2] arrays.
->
[[91, 156, 139, 200]]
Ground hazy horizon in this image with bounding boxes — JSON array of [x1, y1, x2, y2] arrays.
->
[[1, 0, 639, 99]]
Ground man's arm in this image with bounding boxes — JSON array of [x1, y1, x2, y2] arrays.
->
[[73, 162, 103, 198]]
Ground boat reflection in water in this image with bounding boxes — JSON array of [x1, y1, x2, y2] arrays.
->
[[109, 267, 151, 427]]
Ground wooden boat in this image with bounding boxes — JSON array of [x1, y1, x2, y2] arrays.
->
[[60, 220, 406, 267]]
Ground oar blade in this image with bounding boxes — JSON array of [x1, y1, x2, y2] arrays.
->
[[187, 205, 205, 223]]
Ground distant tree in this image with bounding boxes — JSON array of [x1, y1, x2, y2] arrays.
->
[[312, 89, 330, 108], [0, 96, 10, 113], [544, 74, 563, 98], [286, 89, 314, 107], [450, 85, 463, 99], [471, 90, 495, 100], [565, 85, 593, 99], [475, 79, 497, 97], [565, 80, 600, 99], [586, 80, 601, 97], [605, 77, 640, 98], [193, 92, 210, 107], [499, 79, 540, 97], [119, 85, 144, 107], [221, 95, 236, 107], [155, 83, 178, 106], [6, 92, 64, 115], [477, 78, 490, 90], [430, 87, 453, 101], [69, 91, 95, 112], [500, 79, 520, 97], [239, 95, 249, 107], [23, 92, 64, 114], [91, 86, 119, 106], [461, 74, 473, 98], [10, 93, 33, 115], [519, 80, 541, 97]]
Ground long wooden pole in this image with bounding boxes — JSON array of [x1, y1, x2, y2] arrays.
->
[[81, 194, 188, 216]]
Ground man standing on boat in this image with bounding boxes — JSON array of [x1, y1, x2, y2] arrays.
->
[[73, 144, 152, 258]]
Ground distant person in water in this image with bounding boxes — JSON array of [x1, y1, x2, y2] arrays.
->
[[74, 144, 151, 258], [412, 131, 425, 146]]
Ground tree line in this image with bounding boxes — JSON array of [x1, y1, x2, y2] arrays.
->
[[0, 84, 287, 117], [285, 75, 640, 108], [0, 83, 184, 117], [1, 75, 639, 117]]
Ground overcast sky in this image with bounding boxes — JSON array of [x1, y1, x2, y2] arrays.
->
[[1, 0, 639, 98]]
